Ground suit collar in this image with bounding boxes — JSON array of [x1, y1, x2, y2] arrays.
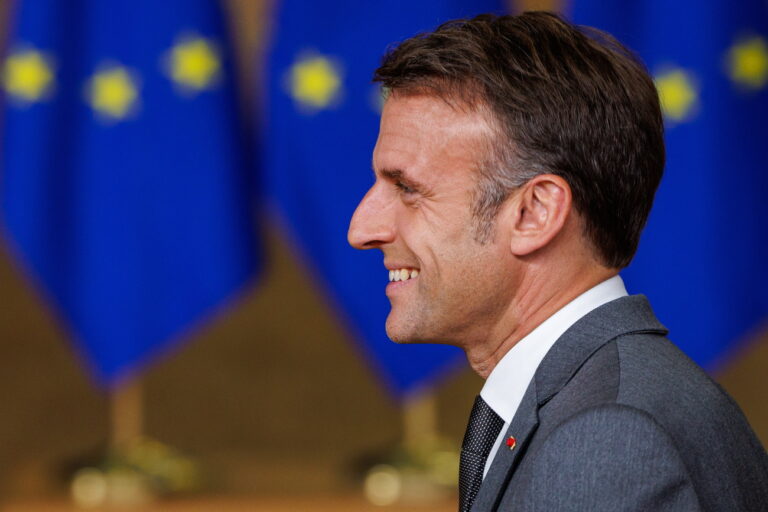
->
[[470, 295, 667, 511], [534, 294, 667, 406], [481, 275, 628, 423]]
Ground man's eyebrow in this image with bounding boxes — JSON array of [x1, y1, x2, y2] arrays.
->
[[378, 168, 427, 191], [379, 168, 405, 181]]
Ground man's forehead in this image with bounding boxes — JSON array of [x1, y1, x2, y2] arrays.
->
[[373, 95, 492, 184], [377, 95, 493, 154]]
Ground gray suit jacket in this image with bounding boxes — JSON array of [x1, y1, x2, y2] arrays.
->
[[472, 295, 768, 511]]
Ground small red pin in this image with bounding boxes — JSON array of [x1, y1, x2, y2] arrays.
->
[[506, 436, 517, 450]]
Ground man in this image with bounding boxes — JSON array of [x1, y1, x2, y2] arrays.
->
[[348, 11, 768, 512]]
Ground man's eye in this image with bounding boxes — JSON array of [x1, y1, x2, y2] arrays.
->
[[395, 181, 416, 194]]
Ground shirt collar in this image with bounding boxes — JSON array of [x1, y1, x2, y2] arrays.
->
[[480, 275, 628, 423]]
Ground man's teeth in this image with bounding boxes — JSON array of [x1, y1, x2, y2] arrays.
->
[[389, 268, 419, 282]]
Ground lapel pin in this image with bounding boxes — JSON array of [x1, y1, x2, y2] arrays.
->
[[506, 436, 517, 450]]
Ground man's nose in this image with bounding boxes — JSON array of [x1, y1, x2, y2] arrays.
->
[[348, 186, 395, 249]]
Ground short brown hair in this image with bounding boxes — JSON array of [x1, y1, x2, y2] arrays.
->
[[373, 11, 664, 268]]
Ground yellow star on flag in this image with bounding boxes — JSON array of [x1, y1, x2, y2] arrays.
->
[[87, 66, 139, 120], [289, 53, 342, 110], [655, 68, 698, 122], [168, 37, 220, 91], [726, 36, 768, 90], [2, 49, 54, 103]]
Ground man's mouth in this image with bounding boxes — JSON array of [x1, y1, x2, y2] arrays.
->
[[388, 268, 419, 282]]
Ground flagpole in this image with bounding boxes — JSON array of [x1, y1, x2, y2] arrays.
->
[[72, 377, 152, 507], [363, 389, 450, 505], [111, 377, 143, 450], [514, 0, 564, 13], [403, 389, 438, 451]]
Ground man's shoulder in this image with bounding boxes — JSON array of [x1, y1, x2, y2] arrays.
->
[[610, 332, 760, 453], [612, 331, 732, 417], [505, 401, 702, 511], [536, 294, 748, 429], [522, 331, 768, 511]]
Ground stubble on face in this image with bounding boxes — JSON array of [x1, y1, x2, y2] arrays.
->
[[374, 94, 517, 349], [386, 234, 516, 349]]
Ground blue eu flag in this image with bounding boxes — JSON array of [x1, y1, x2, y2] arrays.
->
[[264, 2, 505, 397], [1, 0, 258, 385], [571, 1, 768, 369]]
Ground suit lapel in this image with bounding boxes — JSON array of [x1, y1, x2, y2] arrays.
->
[[470, 295, 668, 512], [471, 379, 539, 512]]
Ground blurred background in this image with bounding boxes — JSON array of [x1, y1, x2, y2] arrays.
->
[[0, 0, 766, 510]]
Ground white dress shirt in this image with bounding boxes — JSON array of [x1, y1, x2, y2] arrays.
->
[[480, 275, 628, 477]]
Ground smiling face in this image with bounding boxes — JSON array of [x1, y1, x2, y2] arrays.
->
[[348, 94, 519, 348]]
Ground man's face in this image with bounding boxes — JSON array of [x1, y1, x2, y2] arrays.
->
[[348, 94, 517, 348]]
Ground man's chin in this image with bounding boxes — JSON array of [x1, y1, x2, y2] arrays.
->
[[385, 316, 420, 344], [385, 316, 438, 345], [385, 325, 412, 344]]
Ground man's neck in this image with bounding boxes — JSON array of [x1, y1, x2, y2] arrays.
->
[[466, 265, 618, 379]]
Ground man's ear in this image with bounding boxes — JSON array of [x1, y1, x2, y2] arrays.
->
[[504, 174, 573, 257]]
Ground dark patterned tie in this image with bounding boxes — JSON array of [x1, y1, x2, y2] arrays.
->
[[459, 395, 504, 512]]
